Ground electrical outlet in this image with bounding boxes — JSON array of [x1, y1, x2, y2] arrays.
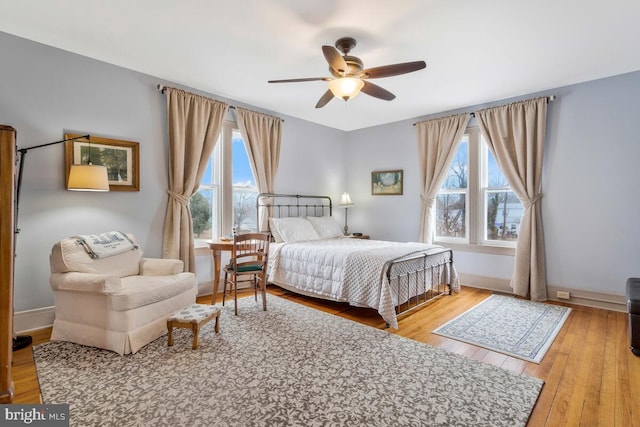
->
[[556, 291, 570, 300]]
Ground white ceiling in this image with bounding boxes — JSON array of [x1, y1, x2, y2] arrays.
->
[[2, 0, 640, 131]]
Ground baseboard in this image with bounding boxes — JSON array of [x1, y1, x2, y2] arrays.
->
[[14, 306, 55, 335], [459, 273, 626, 312], [13, 274, 627, 333], [546, 285, 626, 312], [198, 280, 214, 297], [458, 273, 512, 294]]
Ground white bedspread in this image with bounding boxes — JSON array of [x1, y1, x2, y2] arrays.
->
[[268, 238, 458, 328]]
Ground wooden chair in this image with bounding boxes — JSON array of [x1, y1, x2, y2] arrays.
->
[[222, 232, 270, 315]]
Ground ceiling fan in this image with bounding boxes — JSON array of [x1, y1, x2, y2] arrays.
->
[[268, 37, 427, 108]]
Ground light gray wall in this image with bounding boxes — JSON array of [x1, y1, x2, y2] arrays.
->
[[542, 71, 640, 295], [0, 31, 347, 312], [347, 71, 640, 297]]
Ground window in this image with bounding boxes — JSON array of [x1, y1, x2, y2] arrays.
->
[[436, 135, 468, 240], [482, 145, 521, 243], [191, 122, 258, 244], [434, 127, 522, 251]]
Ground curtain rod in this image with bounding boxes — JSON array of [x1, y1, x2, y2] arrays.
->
[[157, 84, 235, 110], [412, 95, 556, 126], [157, 84, 284, 122]]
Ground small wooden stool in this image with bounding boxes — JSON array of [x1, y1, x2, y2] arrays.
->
[[167, 303, 220, 349]]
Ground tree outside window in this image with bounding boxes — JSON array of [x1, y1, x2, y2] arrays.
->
[[436, 136, 468, 239]]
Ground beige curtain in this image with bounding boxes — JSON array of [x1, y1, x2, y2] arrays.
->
[[476, 97, 548, 300], [162, 88, 229, 272], [416, 113, 471, 243], [235, 108, 282, 232]]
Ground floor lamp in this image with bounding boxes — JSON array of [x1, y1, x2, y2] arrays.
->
[[339, 192, 354, 235], [12, 134, 109, 351]]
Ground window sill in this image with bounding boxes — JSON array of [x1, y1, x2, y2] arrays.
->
[[434, 241, 516, 256]]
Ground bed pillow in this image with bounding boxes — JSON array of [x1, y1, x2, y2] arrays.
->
[[268, 218, 285, 243], [269, 217, 320, 243], [307, 216, 344, 239]]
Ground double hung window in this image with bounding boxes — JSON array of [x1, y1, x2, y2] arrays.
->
[[435, 127, 522, 252], [191, 122, 258, 244]]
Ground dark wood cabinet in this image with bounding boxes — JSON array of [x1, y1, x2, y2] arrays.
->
[[0, 125, 16, 403]]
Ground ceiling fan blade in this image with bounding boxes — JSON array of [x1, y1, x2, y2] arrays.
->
[[361, 81, 396, 101], [360, 61, 426, 79], [268, 77, 330, 83], [322, 45, 348, 75], [315, 89, 334, 108]]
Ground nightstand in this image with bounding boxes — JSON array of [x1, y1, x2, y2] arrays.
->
[[348, 234, 370, 239]]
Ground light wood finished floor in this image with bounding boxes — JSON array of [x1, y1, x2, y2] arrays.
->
[[10, 285, 640, 426]]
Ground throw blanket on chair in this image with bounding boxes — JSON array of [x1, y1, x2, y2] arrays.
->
[[75, 231, 138, 259]]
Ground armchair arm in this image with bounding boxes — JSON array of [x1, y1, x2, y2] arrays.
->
[[49, 272, 122, 294], [139, 258, 185, 276]]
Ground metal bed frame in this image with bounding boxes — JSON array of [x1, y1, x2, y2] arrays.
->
[[383, 248, 454, 320], [256, 193, 454, 323], [256, 193, 332, 221]]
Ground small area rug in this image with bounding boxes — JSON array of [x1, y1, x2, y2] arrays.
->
[[433, 294, 572, 363], [34, 296, 543, 426]]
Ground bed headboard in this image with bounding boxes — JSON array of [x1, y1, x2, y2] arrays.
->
[[256, 193, 332, 232]]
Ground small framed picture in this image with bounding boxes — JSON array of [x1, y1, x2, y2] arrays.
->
[[65, 134, 140, 191], [371, 170, 403, 195]]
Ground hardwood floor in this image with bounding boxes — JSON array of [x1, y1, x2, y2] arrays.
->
[[10, 286, 640, 426]]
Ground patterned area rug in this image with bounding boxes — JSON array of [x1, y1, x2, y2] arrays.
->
[[433, 294, 572, 363], [34, 296, 543, 426]]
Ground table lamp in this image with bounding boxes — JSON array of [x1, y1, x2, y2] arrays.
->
[[339, 192, 354, 235]]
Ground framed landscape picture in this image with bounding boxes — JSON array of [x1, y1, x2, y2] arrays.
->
[[65, 134, 140, 191], [371, 170, 403, 195]]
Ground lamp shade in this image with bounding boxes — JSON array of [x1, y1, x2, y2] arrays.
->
[[67, 164, 110, 191], [339, 192, 354, 207], [328, 78, 365, 100]]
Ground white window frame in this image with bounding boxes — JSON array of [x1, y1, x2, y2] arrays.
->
[[193, 120, 249, 242], [434, 126, 517, 256]]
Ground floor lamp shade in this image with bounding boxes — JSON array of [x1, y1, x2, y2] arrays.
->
[[67, 164, 110, 191]]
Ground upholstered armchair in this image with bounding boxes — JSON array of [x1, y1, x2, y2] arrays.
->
[[49, 233, 197, 355]]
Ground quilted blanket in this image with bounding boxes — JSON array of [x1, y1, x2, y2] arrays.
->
[[268, 238, 458, 328]]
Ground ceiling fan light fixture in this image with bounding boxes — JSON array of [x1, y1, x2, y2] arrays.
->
[[328, 77, 364, 101]]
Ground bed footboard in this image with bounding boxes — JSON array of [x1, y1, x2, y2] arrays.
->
[[384, 248, 455, 321]]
